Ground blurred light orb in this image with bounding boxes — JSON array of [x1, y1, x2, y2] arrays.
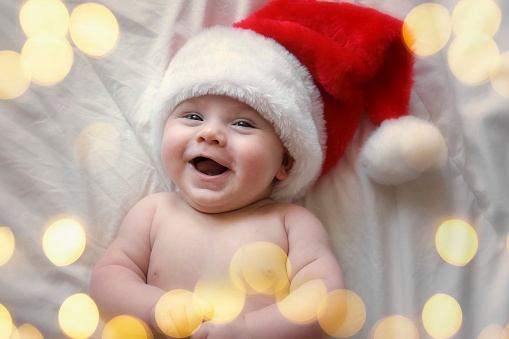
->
[[277, 279, 328, 324], [478, 323, 509, 339], [43, 218, 86, 266], [317, 289, 366, 338], [19, 0, 69, 38], [16, 323, 44, 339], [370, 315, 419, 339], [402, 3, 451, 57], [230, 241, 290, 295], [452, 0, 501, 37], [58, 294, 99, 339], [103, 315, 152, 339], [154, 290, 203, 338], [193, 276, 245, 324], [69, 3, 119, 57], [21, 32, 74, 85], [0, 227, 15, 266], [490, 52, 509, 99], [422, 293, 462, 339], [73, 122, 120, 170], [448, 31, 499, 84], [436, 219, 478, 266], [0, 51, 31, 100], [0, 304, 13, 339]]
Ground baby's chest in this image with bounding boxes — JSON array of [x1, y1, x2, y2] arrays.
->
[[146, 218, 288, 292]]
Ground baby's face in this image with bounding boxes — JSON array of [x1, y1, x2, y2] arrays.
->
[[161, 95, 289, 213]]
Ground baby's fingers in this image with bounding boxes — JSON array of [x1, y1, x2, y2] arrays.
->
[[154, 289, 204, 338]]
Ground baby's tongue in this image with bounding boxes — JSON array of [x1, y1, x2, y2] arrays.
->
[[195, 159, 227, 176]]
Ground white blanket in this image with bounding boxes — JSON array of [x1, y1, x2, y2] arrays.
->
[[1, 0, 508, 337]]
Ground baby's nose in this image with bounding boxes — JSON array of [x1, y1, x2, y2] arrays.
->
[[196, 124, 226, 146]]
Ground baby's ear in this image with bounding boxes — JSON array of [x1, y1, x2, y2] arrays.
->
[[276, 153, 294, 181]]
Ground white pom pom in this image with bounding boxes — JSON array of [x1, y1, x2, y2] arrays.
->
[[360, 116, 447, 185]]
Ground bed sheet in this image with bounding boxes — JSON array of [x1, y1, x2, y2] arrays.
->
[[1, 0, 509, 338]]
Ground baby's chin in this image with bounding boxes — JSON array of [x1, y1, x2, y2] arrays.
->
[[180, 191, 272, 214]]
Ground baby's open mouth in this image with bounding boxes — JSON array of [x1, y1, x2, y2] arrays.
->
[[191, 157, 228, 176]]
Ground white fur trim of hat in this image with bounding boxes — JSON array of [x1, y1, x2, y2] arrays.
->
[[156, 26, 325, 201]]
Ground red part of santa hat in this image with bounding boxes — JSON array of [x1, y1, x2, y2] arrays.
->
[[157, 0, 414, 201], [234, 0, 415, 175]]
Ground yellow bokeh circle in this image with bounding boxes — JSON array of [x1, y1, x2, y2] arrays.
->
[[402, 3, 452, 57], [154, 290, 203, 338], [0, 51, 31, 100], [103, 315, 152, 339], [478, 323, 509, 339], [0, 227, 15, 266], [277, 279, 328, 325], [422, 293, 462, 339], [19, 0, 69, 38], [43, 218, 86, 266], [16, 323, 44, 339], [230, 241, 290, 295], [318, 289, 366, 338], [73, 122, 120, 170], [452, 0, 501, 37], [0, 303, 13, 339], [69, 3, 119, 57], [58, 293, 99, 339], [193, 276, 245, 324], [370, 315, 419, 339], [21, 32, 74, 86], [490, 52, 509, 99], [448, 31, 500, 84], [436, 219, 478, 266]]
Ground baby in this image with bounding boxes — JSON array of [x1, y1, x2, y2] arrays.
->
[[91, 94, 344, 338], [91, 18, 345, 339]]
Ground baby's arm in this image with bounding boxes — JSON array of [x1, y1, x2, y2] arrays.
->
[[193, 204, 345, 339], [90, 194, 166, 329]]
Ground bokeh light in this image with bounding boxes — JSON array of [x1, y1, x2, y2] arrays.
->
[[19, 0, 69, 38], [452, 0, 501, 37], [21, 32, 74, 85], [193, 276, 245, 324], [0, 51, 31, 100], [230, 241, 290, 295], [370, 315, 419, 339], [43, 218, 86, 266], [16, 323, 44, 339], [490, 52, 509, 99], [448, 31, 500, 84], [317, 289, 366, 338], [402, 3, 452, 57], [506, 232, 509, 255], [478, 323, 509, 339], [277, 279, 328, 324], [422, 293, 462, 339], [154, 289, 203, 338], [69, 3, 119, 57], [73, 122, 120, 170], [0, 304, 13, 339], [436, 219, 478, 266], [0, 227, 15, 266], [58, 293, 99, 338], [103, 315, 153, 339]]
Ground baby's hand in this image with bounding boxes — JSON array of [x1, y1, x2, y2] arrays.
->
[[151, 289, 214, 338], [190, 315, 249, 339]]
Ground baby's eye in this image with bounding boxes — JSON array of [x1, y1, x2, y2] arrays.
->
[[184, 113, 202, 121], [234, 120, 254, 128]]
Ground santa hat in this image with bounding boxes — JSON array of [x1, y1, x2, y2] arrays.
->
[[157, 0, 447, 201]]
